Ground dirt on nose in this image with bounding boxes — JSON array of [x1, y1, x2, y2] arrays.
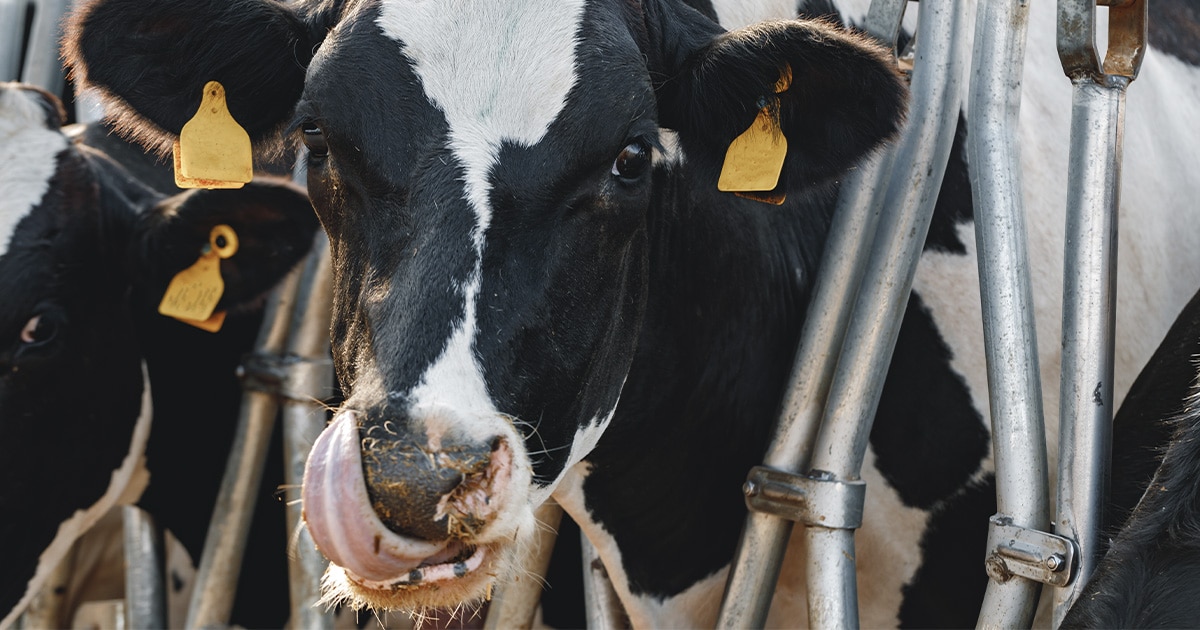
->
[[360, 437, 496, 541]]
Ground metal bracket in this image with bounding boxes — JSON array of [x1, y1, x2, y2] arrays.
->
[[237, 352, 334, 403], [984, 514, 1078, 588], [743, 466, 866, 530]]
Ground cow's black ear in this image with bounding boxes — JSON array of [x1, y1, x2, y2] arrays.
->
[[130, 180, 319, 312], [64, 0, 336, 156], [657, 18, 908, 192]]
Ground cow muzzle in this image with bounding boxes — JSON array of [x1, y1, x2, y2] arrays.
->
[[302, 409, 526, 597]]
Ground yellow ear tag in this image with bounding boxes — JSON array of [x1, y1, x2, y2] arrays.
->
[[173, 81, 252, 190], [717, 65, 793, 199], [157, 224, 239, 332]]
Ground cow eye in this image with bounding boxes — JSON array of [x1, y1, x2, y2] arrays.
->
[[611, 140, 651, 181], [301, 123, 329, 158], [19, 314, 55, 346]]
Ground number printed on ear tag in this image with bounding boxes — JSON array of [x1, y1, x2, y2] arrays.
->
[[157, 225, 239, 329], [174, 81, 253, 189]]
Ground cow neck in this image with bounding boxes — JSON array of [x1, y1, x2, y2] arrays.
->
[[578, 175, 832, 598]]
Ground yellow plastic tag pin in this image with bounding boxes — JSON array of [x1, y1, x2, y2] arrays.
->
[[717, 64, 793, 199], [157, 225, 239, 330], [173, 81, 252, 189]]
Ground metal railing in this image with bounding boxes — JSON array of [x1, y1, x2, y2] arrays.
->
[[6, 0, 1153, 625]]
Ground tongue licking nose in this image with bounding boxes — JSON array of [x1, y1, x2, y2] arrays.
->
[[301, 410, 512, 582]]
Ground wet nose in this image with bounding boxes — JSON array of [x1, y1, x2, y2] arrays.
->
[[360, 428, 497, 541]]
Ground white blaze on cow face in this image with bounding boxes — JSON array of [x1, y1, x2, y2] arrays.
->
[[0, 86, 67, 258], [376, 0, 585, 421]]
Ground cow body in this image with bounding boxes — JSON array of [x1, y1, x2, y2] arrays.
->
[[63, 0, 1200, 627], [0, 83, 318, 628]]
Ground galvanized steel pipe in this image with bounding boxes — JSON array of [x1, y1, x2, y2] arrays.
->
[[803, 0, 968, 625], [714, 1, 905, 624], [20, 0, 69, 95], [185, 265, 304, 628], [968, 0, 1050, 627], [281, 232, 337, 630], [716, 150, 894, 628], [1051, 76, 1126, 626], [1051, 0, 1144, 621]]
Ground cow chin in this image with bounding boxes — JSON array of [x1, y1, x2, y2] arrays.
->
[[302, 409, 538, 614]]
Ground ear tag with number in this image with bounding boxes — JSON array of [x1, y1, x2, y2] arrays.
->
[[718, 65, 793, 201], [158, 224, 239, 332], [173, 81, 252, 190]]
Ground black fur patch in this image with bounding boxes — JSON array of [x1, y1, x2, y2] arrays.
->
[[872, 292, 990, 510], [899, 476, 995, 628]]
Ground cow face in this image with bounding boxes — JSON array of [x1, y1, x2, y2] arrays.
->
[[0, 82, 317, 623], [66, 0, 905, 612]]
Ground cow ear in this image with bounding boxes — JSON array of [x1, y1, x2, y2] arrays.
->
[[64, 0, 333, 155], [657, 18, 908, 192], [130, 180, 319, 312]]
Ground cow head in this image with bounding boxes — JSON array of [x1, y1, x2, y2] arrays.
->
[[66, 0, 905, 612], [0, 82, 317, 623]]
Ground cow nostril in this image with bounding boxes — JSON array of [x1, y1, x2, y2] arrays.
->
[[360, 435, 497, 542]]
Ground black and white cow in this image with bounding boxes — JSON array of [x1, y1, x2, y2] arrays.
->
[[63, 0, 1200, 626], [0, 82, 318, 628], [1061, 284, 1200, 627]]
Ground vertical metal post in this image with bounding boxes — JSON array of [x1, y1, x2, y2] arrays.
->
[[0, 0, 26, 81], [185, 266, 304, 628], [21, 0, 69, 95], [1052, 0, 1144, 623], [1051, 79, 1125, 624], [803, 0, 968, 625], [969, 0, 1052, 627], [483, 501, 564, 630], [122, 506, 166, 630], [717, 150, 895, 628], [714, 1, 906, 625], [280, 233, 337, 630]]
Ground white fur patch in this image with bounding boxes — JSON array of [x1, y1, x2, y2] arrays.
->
[[1, 364, 153, 630], [711, 0, 798, 28], [377, 0, 586, 417], [529, 400, 620, 506], [0, 84, 67, 258]]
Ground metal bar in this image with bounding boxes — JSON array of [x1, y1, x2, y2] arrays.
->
[[715, 1, 906, 624], [483, 501, 563, 630], [122, 506, 165, 630], [716, 150, 894, 628], [1050, 0, 1144, 621], [281, 233, 337, 630], [185, 265, 304, 628], [803, 0, 968, 625], [21, 0, 69, 94], [1050, 76, 1126, 627], [968, 0, 1050, 627], [0, 0, 26, 82], [581, 534, 625, 629]]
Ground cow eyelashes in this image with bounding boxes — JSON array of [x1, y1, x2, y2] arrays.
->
[[611, 140, 651, 182], [301, 123, 329, 158]]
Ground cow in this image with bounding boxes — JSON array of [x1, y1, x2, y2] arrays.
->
[[0, 82, 319, 628], [62, 0, 1200, 626], [1060, 284, 1200, 628]]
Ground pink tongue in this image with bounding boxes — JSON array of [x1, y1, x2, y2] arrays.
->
[[302, 411, 448, 580]]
